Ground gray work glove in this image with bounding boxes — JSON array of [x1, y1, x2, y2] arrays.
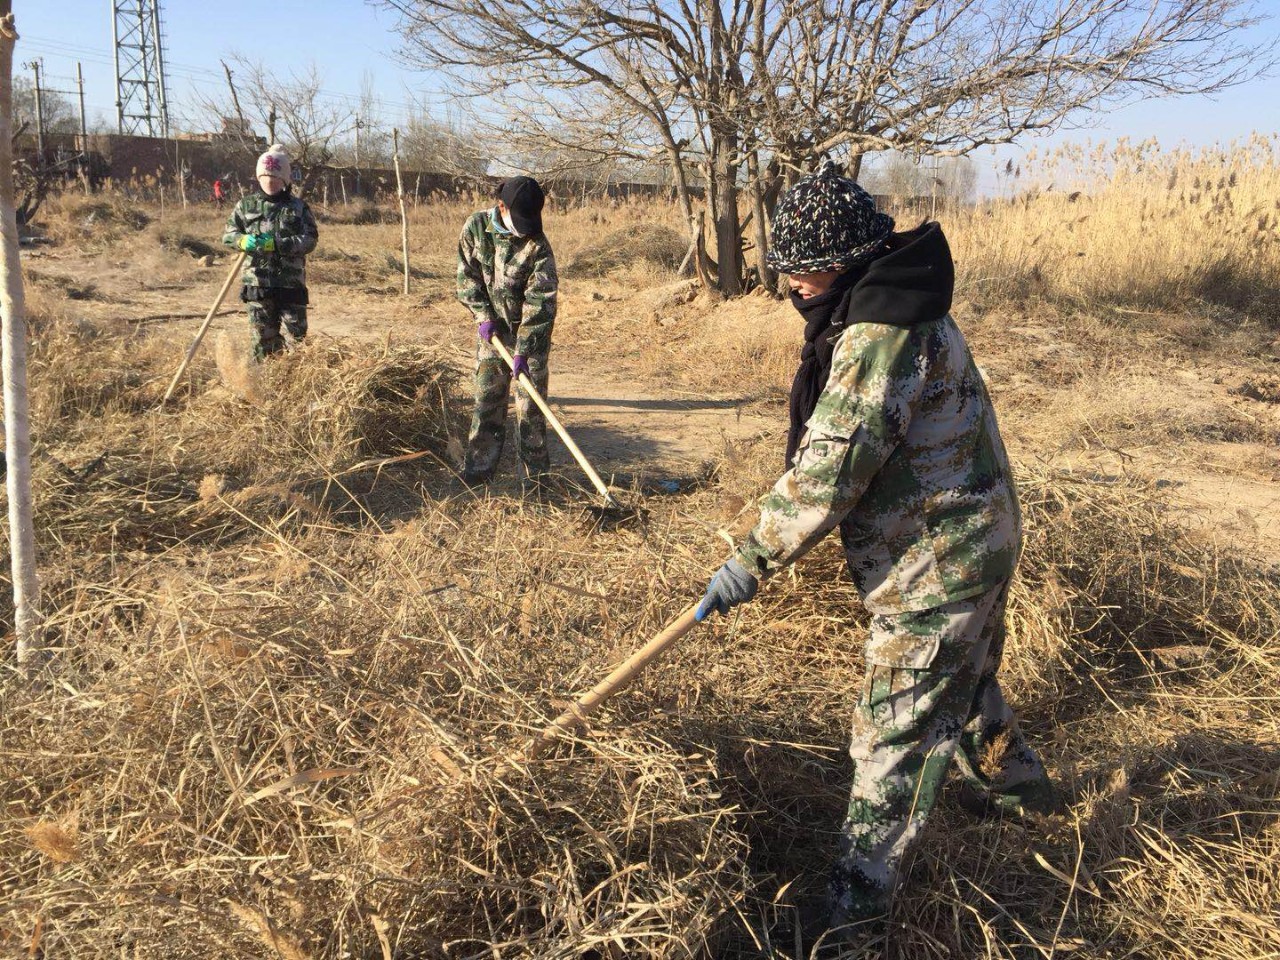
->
[[695, 557, 759, 622]]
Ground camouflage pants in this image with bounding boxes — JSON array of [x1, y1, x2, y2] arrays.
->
[[830, 581, 1053, 927], [463, 333, 550, 479], [247, 300, 307, 360]]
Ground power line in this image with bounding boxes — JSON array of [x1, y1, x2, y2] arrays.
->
[[23, 30, 470, 132]]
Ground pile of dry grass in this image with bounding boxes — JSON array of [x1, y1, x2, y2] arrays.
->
[[6, 314, 464, 610], [562, 225, 688, 279], [38, 192, 153, 247]]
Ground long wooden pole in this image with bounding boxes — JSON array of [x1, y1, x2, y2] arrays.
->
[[161, 251, 247, 404], [0, 6, 41, 668], [486, 335, 615, 504], [392, 128, 410, 296], [528, 604, 699, 757]]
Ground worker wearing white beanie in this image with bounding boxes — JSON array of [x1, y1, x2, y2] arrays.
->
[[221, 142, 317, 359], [256, 143, 292, 189]]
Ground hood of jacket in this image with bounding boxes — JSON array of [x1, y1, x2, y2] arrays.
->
[[844, 220, 954, 327]]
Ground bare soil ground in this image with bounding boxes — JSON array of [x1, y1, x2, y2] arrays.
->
[[25, 231, 777, 487]]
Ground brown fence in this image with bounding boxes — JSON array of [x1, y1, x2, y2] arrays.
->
[[15, 132, 696, 205]]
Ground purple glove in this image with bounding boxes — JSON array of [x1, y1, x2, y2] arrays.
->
[[478, 319, 497, 343], [510, 353, 531, 380]]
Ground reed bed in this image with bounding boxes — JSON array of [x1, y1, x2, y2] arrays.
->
[[950, 136, 1280, 328]]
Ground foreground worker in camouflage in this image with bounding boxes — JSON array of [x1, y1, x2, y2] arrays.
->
[[456, 176, 558, 486], [695, 161, 1058, 941], [222, 144, 318, 360]]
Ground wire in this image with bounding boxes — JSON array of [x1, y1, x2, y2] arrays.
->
[[23, 31, 459, 127]]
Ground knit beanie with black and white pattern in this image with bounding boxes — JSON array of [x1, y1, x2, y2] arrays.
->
[[767, 159, 895, 274]]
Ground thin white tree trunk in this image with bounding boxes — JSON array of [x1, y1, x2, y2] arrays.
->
[[392, 128, 410, 296], [0, 7, 42, 667]]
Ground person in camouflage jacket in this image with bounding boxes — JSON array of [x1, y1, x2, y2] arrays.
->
[[695, 162, 1058, 938], [221, 144, 318, 360], [456, 176, 558, 484]]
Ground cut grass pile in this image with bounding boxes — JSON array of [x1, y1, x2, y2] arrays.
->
[[3, 322, 1278, 958]]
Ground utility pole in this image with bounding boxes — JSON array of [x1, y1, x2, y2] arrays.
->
[[77, 61, 89, 194], [76, 61, 87, 148], [354, 115, 362, 166], [25, 58, 42, 156], [267, 101, 276, 142]]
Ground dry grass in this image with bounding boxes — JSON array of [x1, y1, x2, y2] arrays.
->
[[3, 154, 1279, 958], [951, 136, 1280, 334]]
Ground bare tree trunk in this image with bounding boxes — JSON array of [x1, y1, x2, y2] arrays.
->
[[709, 131, 743, 296], [746, 148, 775, 292], [0, 6, 42, 668], [392, 128, 410, 296], [691, 209, 714, 292]]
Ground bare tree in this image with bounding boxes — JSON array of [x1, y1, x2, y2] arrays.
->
[[384, 0, 1272, 296], [0, 4, 42, 670], [191, 55, 353, 191], [383, 2, 715, 282], [397, 109, 489, 176], [862, 154, 978, 208]]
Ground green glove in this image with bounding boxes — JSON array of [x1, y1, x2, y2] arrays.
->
[[237, 234, 277, 253]]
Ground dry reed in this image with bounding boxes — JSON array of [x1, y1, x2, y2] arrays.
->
[[3, 161, 1278, 958]]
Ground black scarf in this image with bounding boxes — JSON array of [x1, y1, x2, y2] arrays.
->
[[785, 267, 862, 466], [784, 222, 955, 467]]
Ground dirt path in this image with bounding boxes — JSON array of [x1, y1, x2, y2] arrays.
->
[[31, 244, 1278, 560], [40, 252, 781, 483]]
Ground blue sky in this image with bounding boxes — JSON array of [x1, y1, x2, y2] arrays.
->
[[16, 0, 1280, 189]]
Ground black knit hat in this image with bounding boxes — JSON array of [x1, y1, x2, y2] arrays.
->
[[767, 160, 894, 274], [498, 176, 545, 236]]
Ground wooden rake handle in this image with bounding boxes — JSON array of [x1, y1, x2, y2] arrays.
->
[[161, 250, 247, 405], [487, 335, 614, 504], [524, 603, 701, 762]]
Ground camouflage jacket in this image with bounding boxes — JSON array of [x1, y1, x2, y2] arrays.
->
[[222, 189, 319, 289], [456, 208, 558, 356], [735, 314, 1022, 616]]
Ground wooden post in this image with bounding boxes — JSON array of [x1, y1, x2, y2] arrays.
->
[[0, 6, 42, 668], [392, 128, 410, 296]]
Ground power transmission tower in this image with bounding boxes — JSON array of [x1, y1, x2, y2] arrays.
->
[[111, 0, 170, 137]]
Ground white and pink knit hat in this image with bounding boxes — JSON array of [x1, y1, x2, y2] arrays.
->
[[256, 144, 291, 183]]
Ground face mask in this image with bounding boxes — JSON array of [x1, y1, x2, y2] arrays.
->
[[500, 207, 523, 237]]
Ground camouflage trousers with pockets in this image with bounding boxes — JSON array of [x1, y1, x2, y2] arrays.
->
[[463, 333, 550, 480], [247, 299, 307, 360], [829, 580, 1054, 928]]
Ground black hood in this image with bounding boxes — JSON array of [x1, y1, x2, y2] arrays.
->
[[845, 220, 954, 327]]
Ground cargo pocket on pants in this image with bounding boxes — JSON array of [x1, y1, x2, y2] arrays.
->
[[864, 609, 943, 671]]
